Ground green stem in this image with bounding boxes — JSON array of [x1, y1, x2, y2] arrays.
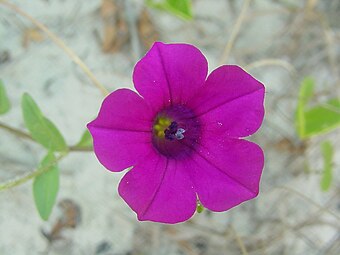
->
[[69, 145, 93, 152], [0, 121, 33, 141], [0, 123, 92, 191], [0, 121, 92, 152], [0, 152, 67, 191]]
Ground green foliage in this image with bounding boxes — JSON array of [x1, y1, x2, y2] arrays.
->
[[298, 77, 315, 106], [21, 93, 67, 152], [146, 0, 193, 20], [33, 152, 59, 220], [296, 77, 340, 139], [0, 80, 11, 114], [296, 77, 315, 137], [320, 141, 333, 191], [76, 130, 93, 148], [303, 99, 340, 137]]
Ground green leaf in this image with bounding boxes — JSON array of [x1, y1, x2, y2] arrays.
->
[[320, 141, 333, 191], [146, 0, 193, 20], [296, 77, 315, 138], [299, 77, 315, 105], [295, 77, 340, 138], [33, 152, 59, 220], [302, 98, 340, 138], [0, 80, 11, 114], [76, 130, 93, 148], [21, 93, 67, 152]]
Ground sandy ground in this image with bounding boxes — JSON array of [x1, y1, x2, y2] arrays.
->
[[0, 0, 339, 254]]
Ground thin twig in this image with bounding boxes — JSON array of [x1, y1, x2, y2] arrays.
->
[[0, 0, 109, 96], [276, 186, 340, 221], [219, 0, 252, 64], [316, 12, 340, 88], [0, 152, 67, 191], [124, 0, 141, 61], [244, 58, 297, 75], [230, 225, 249, 255]]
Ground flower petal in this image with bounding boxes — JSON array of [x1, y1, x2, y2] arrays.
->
[[186, 137, 264, 212], [133, 42, 208, 112], [118, 151, 197, 223], [88, 128, 152, 172], [87, 89, 153, 172], [88, 88, 153, 131], [188, 65, 265, 138]]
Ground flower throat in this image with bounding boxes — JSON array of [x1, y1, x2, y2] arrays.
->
[[153, 117, 185, 141]]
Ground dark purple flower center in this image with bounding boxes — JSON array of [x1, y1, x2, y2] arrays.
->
[[164, 121, 186, 141], [152, 105, 200, 159]]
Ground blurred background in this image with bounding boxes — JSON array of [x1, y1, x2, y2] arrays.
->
[[0, 0, 339, 254]]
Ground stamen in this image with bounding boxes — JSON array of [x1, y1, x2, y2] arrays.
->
[[153, 117, 172, 138], [175, 128, 185, 140], [164, 121, 186, 141], [151, 105, 199, 158]]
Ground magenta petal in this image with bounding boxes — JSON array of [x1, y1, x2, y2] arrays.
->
[[88, 88, 153, 131], [188, 137, 264, 212], [133, 42, 208, 112], [188, 65, 265, 138], [88, 43, 266, 223], [88, 128, 152, 172], [87, 89, 153, 172], [118, 151, 197, 223]]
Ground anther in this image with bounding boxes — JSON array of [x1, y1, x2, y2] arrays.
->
[[164, 121, 186, 141]]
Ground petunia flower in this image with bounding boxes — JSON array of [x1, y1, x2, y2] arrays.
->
[[88, 42, 265, 224]]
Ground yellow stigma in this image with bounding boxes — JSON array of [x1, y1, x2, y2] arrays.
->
[[153, 117, 171, 138]]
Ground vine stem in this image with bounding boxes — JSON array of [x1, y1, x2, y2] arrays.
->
[[0, 121, 34, 141], [0, 121, 92, 152], [0, 0, 109, 96], [0, 122, 92, 190], [0, 152, 67, 191]]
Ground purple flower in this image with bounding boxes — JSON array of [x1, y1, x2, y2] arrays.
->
[[88, 42, 265, 224]]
